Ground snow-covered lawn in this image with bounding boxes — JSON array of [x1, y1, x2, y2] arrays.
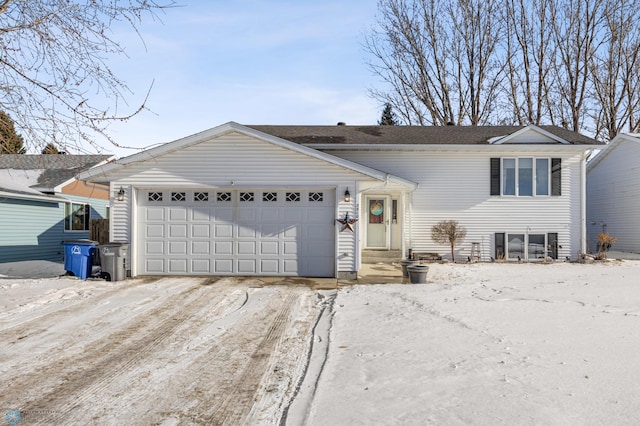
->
[[306, 261, 640, 425], [2, 260, 640, 424]]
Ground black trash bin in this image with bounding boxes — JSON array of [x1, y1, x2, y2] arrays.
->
[[61, 240, 97, 280], [99, 243, 130, 281]]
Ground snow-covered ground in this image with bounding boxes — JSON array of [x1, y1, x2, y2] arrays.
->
[[305, 260, 640, 425], [2, 259, 640, 424]]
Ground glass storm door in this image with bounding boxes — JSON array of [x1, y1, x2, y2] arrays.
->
[[366, 196, 390, 249]]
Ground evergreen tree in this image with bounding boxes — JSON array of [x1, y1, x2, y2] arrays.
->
[[41, 143, 59, 154], [378, 103, 398, 125], [0, 111, 26, 154]]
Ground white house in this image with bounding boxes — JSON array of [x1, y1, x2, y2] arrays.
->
[[587, 133, 640, 254], [79, 122, 602, 278]]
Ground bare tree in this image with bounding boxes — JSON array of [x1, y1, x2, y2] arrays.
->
[[366, 0, 455, 125], [0, 1, 174, 153], [504, 0, 555, 125], [590, 0, 640, 140], [548, 0, 606, 132], [448, 0, 505, 125], [431, 220, 467, 262], [366, 0, 505, 126], [367, 0, 640, 140]]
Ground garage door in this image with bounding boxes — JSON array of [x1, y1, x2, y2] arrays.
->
[[137, 189, 335, 277]]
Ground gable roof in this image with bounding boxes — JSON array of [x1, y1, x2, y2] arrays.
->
[[79, 122, 418, 189], [248, 124, 602, 146], [0, 154, 113, 195], [587, 133, 640, 171]]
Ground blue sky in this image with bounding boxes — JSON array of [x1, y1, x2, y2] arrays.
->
[[102, 0, 382, 155]]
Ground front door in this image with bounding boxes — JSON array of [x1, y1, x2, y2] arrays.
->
[[365, 196, 390, 249]]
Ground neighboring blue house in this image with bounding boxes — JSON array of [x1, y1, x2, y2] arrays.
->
[[0, 155, 114, 263]]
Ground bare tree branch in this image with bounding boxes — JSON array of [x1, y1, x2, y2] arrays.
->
[[0, 0, 175, 153]]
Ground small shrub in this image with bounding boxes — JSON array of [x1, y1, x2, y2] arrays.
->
[[596, 233, 617, 259], [431, 220, 467, 262]]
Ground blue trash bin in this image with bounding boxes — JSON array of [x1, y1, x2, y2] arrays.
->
[[62, 240, 97, 280]]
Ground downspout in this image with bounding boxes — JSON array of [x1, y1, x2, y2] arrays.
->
[[408, 189, 414, 256], [580, 151, 588, 257]]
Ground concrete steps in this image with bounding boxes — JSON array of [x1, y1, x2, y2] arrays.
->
[[362, 249, 402, 264]]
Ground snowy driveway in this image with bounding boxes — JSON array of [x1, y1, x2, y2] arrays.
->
[[0, 275, 330, 424], [3, 260, 640, 425]]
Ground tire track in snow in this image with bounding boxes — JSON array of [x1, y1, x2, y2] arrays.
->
[[1, 278, 213, 420], [0, 277, 159, 336], [209, 292, 297, 425]]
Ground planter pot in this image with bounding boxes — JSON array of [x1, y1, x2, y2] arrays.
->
[[407, 264, 429, 284], [400, 259, 420, 278]]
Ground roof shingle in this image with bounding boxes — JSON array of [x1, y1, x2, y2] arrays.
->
[[0, 154, 112, 191], [247, 125, 601, 146]]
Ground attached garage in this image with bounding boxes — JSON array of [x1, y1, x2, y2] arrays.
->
[[137, 188, 335, 276], [79, 122, 416, 278]]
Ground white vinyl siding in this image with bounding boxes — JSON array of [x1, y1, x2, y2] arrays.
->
[[108, 131, 382, 276], [328, 149, 583, 261], [587, 136, 640, 254]]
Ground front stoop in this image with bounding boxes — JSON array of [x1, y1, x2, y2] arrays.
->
[[362, 249, 402, 264]]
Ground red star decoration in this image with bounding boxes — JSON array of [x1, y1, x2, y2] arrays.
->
[[337, 212, 358, 232]]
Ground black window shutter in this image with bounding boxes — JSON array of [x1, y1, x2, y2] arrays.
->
[[490, 158, 501, 195], [551, 158, 561, 196], [495, 233, 505, 259]]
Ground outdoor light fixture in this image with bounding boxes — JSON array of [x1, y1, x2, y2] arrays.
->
[[344, 188, 351, 203], [116, 187, 125, 202]]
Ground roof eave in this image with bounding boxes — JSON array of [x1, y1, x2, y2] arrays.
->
[[305, 143, 602, 151], [587, 133, 640, 171], [0, 189, 66, 203], [79, 122, 418, 190]]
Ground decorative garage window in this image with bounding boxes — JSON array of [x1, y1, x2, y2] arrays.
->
[[148, 192, 163, 202], [309, 192, 324, 202], [65, 203, 90, 231], [490, 158, 561, 196], [262, 192, 278, 202], [194, 192, 209, 202], [216, 192, 232, 202], [240, 192, 254, 202], [171, 192, 186, 202], [286, 192, 301, 202]]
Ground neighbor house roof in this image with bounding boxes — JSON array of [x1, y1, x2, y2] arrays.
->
[[248, 124, 602, 146], [587, 133, 640, 171], [0, 154, 113, 196]]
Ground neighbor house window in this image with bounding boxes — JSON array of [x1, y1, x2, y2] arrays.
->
[[65, 203, 90, 231], [491, 157, 561, 196]]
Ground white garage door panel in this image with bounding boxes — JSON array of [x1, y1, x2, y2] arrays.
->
[[138, 189, 335, 276]]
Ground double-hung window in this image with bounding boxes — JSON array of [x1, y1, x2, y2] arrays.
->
[[65, 203, 90, 231], [492, 157, 560, 197]]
